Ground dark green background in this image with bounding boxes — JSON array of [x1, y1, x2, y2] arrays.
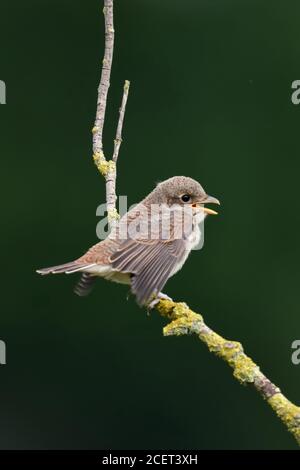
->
[[0, 0, 299, 450]]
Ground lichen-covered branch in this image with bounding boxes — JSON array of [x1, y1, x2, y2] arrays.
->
[[156, 299, 300, 446], [93, 0, 130, 228]]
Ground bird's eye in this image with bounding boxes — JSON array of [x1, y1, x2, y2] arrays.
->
[[181, 194, 191, 203]]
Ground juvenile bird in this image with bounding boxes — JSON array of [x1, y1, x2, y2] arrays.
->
[[37, 176, 219, 306]]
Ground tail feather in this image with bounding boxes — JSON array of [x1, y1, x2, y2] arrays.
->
[[36, 262, 91, 275], [65, 264, 96, 274], [74, 273, 96, 297]]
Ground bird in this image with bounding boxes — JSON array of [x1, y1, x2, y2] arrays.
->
[[37, 176, 220, 307]]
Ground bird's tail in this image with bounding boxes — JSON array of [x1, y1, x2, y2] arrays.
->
[[37, 262, 97, 297], [74, 273, 96, 297], [36, 261, 95, 275]]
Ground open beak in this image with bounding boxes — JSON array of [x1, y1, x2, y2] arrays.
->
[[193, 195, 220, 215]]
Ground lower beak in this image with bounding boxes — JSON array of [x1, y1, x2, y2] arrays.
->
[[193, 195, 220, 215]]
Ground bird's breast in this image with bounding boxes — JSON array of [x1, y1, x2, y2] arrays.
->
[[170, 223, 201, 278]]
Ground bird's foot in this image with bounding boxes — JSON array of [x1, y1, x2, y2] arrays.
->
[[147, 292, 173, 311]]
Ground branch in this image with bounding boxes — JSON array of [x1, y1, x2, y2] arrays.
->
[[113, 80, 130, 164], [156, 299, 300, 446], [94, 0, 300, 447], [92, 0, 130, 228]]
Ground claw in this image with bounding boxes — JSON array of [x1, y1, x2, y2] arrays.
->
[[148, 292, 173, 310]]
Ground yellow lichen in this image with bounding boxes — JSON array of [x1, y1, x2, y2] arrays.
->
[[202, 332, 233, 355], [158, 300, 202, 335], [156, 299, 178, 318], [106, 160, 116, 174], [163, 316, 197, 336], [268, 394, 300, 445], [93, 153, 116, 177], [232, 355, 259, 384], [107, 208, 120, 222], [200, 333, 258, 382], [158, 300, 193, 318]]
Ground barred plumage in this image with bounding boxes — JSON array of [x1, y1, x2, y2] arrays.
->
[[74, 273, 96, 297]]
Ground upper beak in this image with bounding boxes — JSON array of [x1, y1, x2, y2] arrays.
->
[[194, 194, 220, 215], [203, 195, 220, 206]]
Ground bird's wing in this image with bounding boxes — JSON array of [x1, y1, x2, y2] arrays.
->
[[110, 237, 187, 306], [111, 204, 194, 305], [110, 204, 192, 306]]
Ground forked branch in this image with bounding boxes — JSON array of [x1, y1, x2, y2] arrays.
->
[[92, 0, 130, 228]]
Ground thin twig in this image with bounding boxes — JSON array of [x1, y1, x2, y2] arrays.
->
[[105, 79, 130, 224], [113, 80, 130, 163], [93, 0, 114, 157], [92, 0, 130, 228]]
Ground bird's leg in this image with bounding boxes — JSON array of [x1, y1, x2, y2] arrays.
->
[[147, 292, 173, 310]]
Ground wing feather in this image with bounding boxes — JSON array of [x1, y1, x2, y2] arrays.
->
[[111, 238, 186, 306], [110, 203, 193, 305]]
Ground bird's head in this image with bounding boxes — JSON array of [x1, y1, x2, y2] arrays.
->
[[149, 176, 220, 215]]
